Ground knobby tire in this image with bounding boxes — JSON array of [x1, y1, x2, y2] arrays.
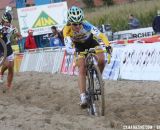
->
[[0, 38, 7, 66], [87, 65, 105, 116]]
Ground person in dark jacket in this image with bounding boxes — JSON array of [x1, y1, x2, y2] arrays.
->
[[152, 10, 160, 35], [25, 29, 37, 49], [128, 14, 140, 29]]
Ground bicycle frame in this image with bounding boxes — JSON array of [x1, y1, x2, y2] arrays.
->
[[80, 48, 105, 116]]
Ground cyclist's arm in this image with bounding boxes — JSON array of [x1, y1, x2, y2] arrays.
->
[[91, 26, 110, 46], [11, 26, 22, 40], [84, 21, 110, 46], [90, 24, 112, 55], [63, 26, 72, 48], [63, 25, 74, 54]]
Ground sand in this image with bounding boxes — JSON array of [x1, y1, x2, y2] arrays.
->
[[0, 72, 160, 130]]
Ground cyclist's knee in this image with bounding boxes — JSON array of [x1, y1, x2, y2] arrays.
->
[[78, 65, 86, 75], [7, 61, 14, 69], [98, 54, 105, 63]]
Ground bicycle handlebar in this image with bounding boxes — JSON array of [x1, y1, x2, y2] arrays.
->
[[79, 47, 109, 55], [78, 47, 112, 64]]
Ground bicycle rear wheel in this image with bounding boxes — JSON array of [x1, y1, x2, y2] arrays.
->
[[87, 65, 105, 116], [0, 38, 7, 66]]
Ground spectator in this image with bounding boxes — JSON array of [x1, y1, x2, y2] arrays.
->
[[25, 29, 37, 49], [128, 14, 140, 29], [49, 26, 64, 47], [152, 10, 160, 35]]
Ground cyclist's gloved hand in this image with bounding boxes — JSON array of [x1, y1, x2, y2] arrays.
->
[[106, 45, 112, 54], [66, 47, 75, 55]]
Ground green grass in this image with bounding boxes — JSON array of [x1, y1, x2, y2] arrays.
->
[[84, 0, 160, 31]]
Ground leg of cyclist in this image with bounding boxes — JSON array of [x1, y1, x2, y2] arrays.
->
[[97, 52, 105, 73], [0, 63, 8, 83], [74, 35, 103, 107], [1, 53, 14, 89], [0, 61, 14, 89], [77, 57, 87, 107], [6, 60, 14, 88]]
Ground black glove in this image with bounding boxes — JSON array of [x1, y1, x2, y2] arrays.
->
[[106, 45, 112, 54]]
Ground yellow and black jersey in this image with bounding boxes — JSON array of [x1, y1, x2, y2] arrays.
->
[[63, 20, 110, 49]]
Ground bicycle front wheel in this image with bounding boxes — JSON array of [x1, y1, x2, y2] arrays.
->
[[87, 65, 105, 116], [0, 38, 7, 66]]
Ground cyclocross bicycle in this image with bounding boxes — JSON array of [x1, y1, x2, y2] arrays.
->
[[0, 29, 7, 66], [79, 47, 111, 116]]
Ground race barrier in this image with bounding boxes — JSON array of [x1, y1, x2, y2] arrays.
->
[[59, 42, 160, 81], [14, 53, 24, 72], [19, 47, 65, 73], [60, 51, 77, 75], [119, 43, 160, 81], [113, 27, 154, 40], [102, 47, 123, 80], [111, 35, 160, 45], [19, 42, 160, 81]]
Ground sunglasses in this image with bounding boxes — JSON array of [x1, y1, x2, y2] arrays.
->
[[72, 23, 82, 26]]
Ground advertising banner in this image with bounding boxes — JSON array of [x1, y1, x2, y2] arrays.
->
[[119, 43, 160, 81], [113, 27, 154, 40], [17, 2, 68, 37]]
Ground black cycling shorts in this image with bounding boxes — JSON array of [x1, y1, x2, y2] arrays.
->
[[0, 43, 13, 56], [74, 34, 99, 52]]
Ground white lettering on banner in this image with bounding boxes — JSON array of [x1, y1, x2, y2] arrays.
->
[[132, 31, 154, 38], [119, 42, 160, 81]]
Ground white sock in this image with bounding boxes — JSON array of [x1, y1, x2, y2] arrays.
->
[[80, 93, 86, 98]]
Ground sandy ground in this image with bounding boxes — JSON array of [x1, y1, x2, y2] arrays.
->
[[0, 72, 160, 130]]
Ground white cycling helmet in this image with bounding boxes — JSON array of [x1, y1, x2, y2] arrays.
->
[[5, 6, 12, 13], [67, 6, 84, 23]]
